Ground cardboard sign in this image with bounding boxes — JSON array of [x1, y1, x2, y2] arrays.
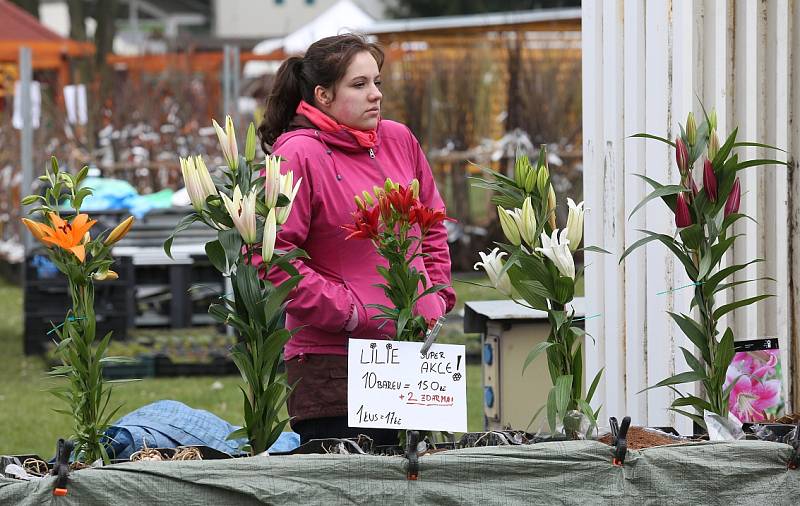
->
[[348, 339, 468, 432]]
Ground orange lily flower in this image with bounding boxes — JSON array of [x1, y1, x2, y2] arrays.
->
[[38, 213, 97, 262], [21, 218, 49, 242]]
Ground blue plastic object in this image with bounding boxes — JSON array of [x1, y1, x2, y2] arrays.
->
[[31, 255, 59, 279], [484, 386, 494, 408], [103, 400, 300, 459], [483, 343, 493, 365]]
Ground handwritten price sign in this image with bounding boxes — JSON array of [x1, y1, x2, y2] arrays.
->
[[347, 339, 467, 432]]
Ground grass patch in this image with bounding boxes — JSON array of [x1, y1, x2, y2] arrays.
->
[[0, 279, 485, 457]]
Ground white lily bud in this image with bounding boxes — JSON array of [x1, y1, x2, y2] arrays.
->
[[565, 198, 585, 252], [276, 173, 302, 225], [180, 156, 218, 212], [264, 155, 282, 208], [212, 116, 239, 170], [520, 197, 537, 247], [497, 206, 521, 246], [262, 207, 277, 263]]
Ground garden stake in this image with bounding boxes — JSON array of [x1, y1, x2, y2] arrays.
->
[[610, 416, 631, 466], [788, 422, 800, 470], [51, 438, 73, 496], [405, 430, 420, 480]]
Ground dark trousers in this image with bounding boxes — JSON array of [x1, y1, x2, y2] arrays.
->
[[291, 416, 399, 446]]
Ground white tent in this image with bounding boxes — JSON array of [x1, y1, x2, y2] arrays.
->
[[243, 0, 375, 78]]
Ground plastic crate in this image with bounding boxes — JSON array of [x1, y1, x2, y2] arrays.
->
[[24, 313, 129, 355], [102, 356, 156, 380], [24, 255, 135, 330], [153, 355, 237, 377]]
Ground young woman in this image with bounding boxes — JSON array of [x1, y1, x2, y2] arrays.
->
[[259, 34, 455, 445]]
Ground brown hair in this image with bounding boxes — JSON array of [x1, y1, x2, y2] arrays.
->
[[258, 34, 384, 151]]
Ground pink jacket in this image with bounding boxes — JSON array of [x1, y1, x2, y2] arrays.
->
[[268, 119, 455, 359]]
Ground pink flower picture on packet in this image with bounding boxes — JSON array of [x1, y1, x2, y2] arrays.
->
[[724, 338, 784, 423]]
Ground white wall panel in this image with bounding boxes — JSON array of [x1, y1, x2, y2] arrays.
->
[[582, 0, 800, 425]]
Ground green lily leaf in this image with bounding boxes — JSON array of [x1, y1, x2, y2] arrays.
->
[[205, 240, 228, 273], [712, 294, 773, 320], [522, 341, 555, 374], [736, 158, 791, 170], [554, 375, 573, 415], [629, 132, 676, 147], [702, 259, 762, 297], [586, 368, 604, 403], [628, 185, 686, 219], [163, 213, 199, 259], [668, 312, 711, 364], [639, 371, 707, 394], [546, 387, 558, 432]]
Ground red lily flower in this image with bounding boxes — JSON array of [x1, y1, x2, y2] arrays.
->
[[343, 205, 382, 240], [410, 203, 455, 235], [386, 185, 417, 219]]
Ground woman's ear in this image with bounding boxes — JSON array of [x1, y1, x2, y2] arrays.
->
[[314, 85, 333, 108]]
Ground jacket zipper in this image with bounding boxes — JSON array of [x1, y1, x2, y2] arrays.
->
[[367, 147, 387, 180]]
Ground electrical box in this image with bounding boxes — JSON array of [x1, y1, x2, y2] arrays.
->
[[464, 298, 585, 432]]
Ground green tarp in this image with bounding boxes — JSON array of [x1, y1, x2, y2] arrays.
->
[[1, 440, 798, 505]]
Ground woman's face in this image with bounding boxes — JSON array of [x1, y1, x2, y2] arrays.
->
[[319, 51, 382, 131]]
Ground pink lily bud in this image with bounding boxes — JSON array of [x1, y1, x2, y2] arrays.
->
[[676, 138, 690, 176], [675, 192, 692, 228], [725, 178, 741, 217], [703, 159, 717, 202]]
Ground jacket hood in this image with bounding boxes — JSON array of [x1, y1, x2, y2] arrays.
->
[[272, 114, 383, 154]]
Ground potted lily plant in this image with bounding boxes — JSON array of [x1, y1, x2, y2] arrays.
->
[[470, 147, 606, 437], [622, 110, 788, 431], [21, 158, 135, 465], [165, 117, 306, 455], [343, 178, 453, 342]]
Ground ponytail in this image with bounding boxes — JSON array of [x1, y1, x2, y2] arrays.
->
[[259, 56, 308, 151], [258, 34, 385, 152]]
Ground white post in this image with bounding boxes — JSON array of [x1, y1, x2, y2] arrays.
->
[[19, 46, 33, 253]]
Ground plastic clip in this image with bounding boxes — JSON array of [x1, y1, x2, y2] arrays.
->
[[51, 438, 73, 496], [788, 422, 800, 470], [405, 430, 420, 480], [610, 416, 631, 467]]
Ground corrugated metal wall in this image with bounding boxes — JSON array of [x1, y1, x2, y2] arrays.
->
[[582, 0, 799, 433]]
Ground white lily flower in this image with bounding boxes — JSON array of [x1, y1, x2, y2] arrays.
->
[[497, 205, 521, 246], [221, 186, 258, 244], [565, 198, 585, 252], [212, 115, 239, 170], [180, 156, 218, 212], [262, 207, 277, 263], [264, 155, 282, 208], [275, 172, 302, 225], [474, 248, 513, 297], [536, 229, 575, 279]]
